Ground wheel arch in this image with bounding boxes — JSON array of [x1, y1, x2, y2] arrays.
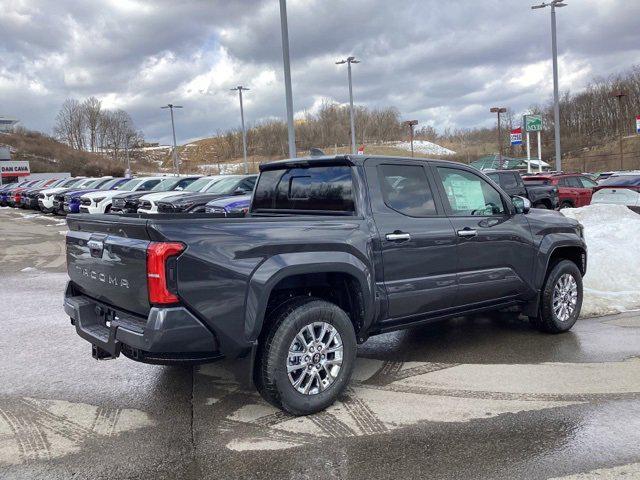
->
[[245, 252, 375, 343]]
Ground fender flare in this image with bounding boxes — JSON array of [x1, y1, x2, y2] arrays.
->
[[244, 251, 374, 341], [534, 236, 587, 289]]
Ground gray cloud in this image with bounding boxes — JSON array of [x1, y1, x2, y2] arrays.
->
[[0, 0, 638, 144]]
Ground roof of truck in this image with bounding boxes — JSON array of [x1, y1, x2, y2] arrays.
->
[[259, 154, 461, 170]]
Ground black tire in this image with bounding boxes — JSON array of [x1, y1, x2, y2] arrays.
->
[[536, 259, 583, 333], [255, 297, 357, 415], [559, 200, 574, 210]]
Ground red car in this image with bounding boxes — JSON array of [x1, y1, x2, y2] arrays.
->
[[522, 173, 597, 208]]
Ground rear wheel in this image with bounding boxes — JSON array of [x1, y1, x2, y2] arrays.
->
[[535, 260, 583, 333], [255, 297, 357, 415]]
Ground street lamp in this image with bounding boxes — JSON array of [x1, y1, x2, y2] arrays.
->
[[123, 119, 132, 178], [490, 107, 507, 168], [161, 104, 182, 175], [231, 86, 250, 174], [336, 56, 360, 155], [532, 0, 567, 172], [403, 120, 419, 157], [278, 0, 296, 158], [612, 91, 628, 170]]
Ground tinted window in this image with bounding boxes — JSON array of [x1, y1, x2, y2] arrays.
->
[[175, 178, 198, 190], [378, 164, 436, 216], [253, 165, 354, 213], [437, 167, 506, 216], [566, 176, 582, 188], [499, 172, 519, 189], [239, 177, 257, 191]]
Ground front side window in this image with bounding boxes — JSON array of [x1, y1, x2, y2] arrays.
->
[[253, 165, 354, 213], [378, 164, 436, 216], [437, 167, 506, 216], [138, 179, 162, 191]]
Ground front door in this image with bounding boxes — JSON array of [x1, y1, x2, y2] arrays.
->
[[431, 164, 536, 308], [364, 158, 458, 321]]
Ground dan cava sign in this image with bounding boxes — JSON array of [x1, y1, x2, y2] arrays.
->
[[523, 115, 543, 132], [1, 161, 30, 177]]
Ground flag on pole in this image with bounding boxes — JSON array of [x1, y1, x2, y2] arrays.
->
[[510, 127, 523, 146]]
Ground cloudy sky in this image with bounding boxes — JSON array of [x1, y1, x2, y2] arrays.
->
[[1, 0, 638, 145]]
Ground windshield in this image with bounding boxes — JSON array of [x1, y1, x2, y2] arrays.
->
[[60, 178, 82, 188], [114, 179, 141, 191], [184, 177, 218, 192], [76, 179, 97, 188], [205, 177, 241, 194], [150, 178, 180, 192], [101, 178, 124, 189], [599, 175, 640, 187]]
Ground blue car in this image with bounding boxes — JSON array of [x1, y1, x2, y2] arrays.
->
[[204, 194, 251, 217], [62, 178, 128, 214]]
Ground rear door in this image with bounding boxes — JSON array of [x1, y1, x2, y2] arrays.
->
[[364, 158, 458, 321], [431, 164, 536, 308], [577, 176, 597, 205]]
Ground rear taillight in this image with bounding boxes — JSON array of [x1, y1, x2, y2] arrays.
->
[[146, 242, 185, 305]]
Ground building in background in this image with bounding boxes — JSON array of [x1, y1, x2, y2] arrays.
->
[[0, 117, 19, 133]]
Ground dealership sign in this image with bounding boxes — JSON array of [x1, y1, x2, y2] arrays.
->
[[510, 128, 523, 146], [1, 161, 30, 177], [523, 114, 543, 132]]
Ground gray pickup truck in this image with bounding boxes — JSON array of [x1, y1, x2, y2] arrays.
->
[[64, 155, 587, 415]]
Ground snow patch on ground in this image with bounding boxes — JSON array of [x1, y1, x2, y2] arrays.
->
[[387, 140, 456, 156], [562, 204, 640, 317], [198, 163, 243, 175]]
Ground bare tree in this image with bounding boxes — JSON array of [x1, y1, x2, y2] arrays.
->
[[83, 97, 101, 152]]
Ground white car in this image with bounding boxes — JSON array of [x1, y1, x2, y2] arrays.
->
[[79, 177, 166, 214], [137, 176, 223, 214], [38, 177, 90, 212], [591, 172, 640, 211]]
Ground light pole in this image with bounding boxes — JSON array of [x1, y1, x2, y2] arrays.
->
[[161, 104, 182, 175], [336, 56, 360, 154], [278, 0, 296, 158], [403, 120, 419, 157], [231, 86, 250, 174], [612, 91, 628, 170], [123, 119, 132, 178], [490, 107, 507, 168], [532, 0, 567, 172]]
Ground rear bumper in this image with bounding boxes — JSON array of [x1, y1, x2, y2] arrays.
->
[[64, 282, 222, 364]]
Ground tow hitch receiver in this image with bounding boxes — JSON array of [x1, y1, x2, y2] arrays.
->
[[92, 344, 115, 360]]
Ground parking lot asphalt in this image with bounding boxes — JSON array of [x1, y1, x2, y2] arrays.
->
[[1, 208, 640, 480]]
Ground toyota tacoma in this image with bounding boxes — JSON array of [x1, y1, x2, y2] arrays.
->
[[64, 155, 587, 415]]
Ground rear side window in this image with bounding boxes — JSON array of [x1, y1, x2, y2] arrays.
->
[[253, 165, 354, 213], [566, 177, 582, 188], [578, 177, 597, 188], [378, 164, 436, 216]]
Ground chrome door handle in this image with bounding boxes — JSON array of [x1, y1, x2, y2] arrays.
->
[[457, 229, 477, 237], [385, 233, 411, 242]]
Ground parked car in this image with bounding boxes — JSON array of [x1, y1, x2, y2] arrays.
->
[[21, 178, 69, 209], [137, 176, 223, 214], [63, 178, 128, 214], [53, 178, 115, 215], [8, 179, 53, 207], [522, 173, 597, 208], [79, 177, 166, 214], [110, 176, 201, 214], [485, 170, 559, 209], [204, 194, 252, 217], [0, 180, 33, 206], [156, 175, 257, 213], [64, 155, 587, 415], [591, 172, 640, 213], [38, 177, 87, 213]]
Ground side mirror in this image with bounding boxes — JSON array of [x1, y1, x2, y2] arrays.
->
[[512, 196, 531, 214]]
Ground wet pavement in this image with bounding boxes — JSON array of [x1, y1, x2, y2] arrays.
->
[[1, 209, 640, 479]]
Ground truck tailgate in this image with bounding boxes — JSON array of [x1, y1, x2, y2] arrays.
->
[[66, 215, 152, 316]]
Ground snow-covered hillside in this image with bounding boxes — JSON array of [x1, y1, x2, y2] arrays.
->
[[562, 204, 640, 317], [387, 140, 456, 156]]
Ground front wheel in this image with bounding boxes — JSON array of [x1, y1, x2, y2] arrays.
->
[[536, 260, 583, 333], [255, 297, 357, 415]]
